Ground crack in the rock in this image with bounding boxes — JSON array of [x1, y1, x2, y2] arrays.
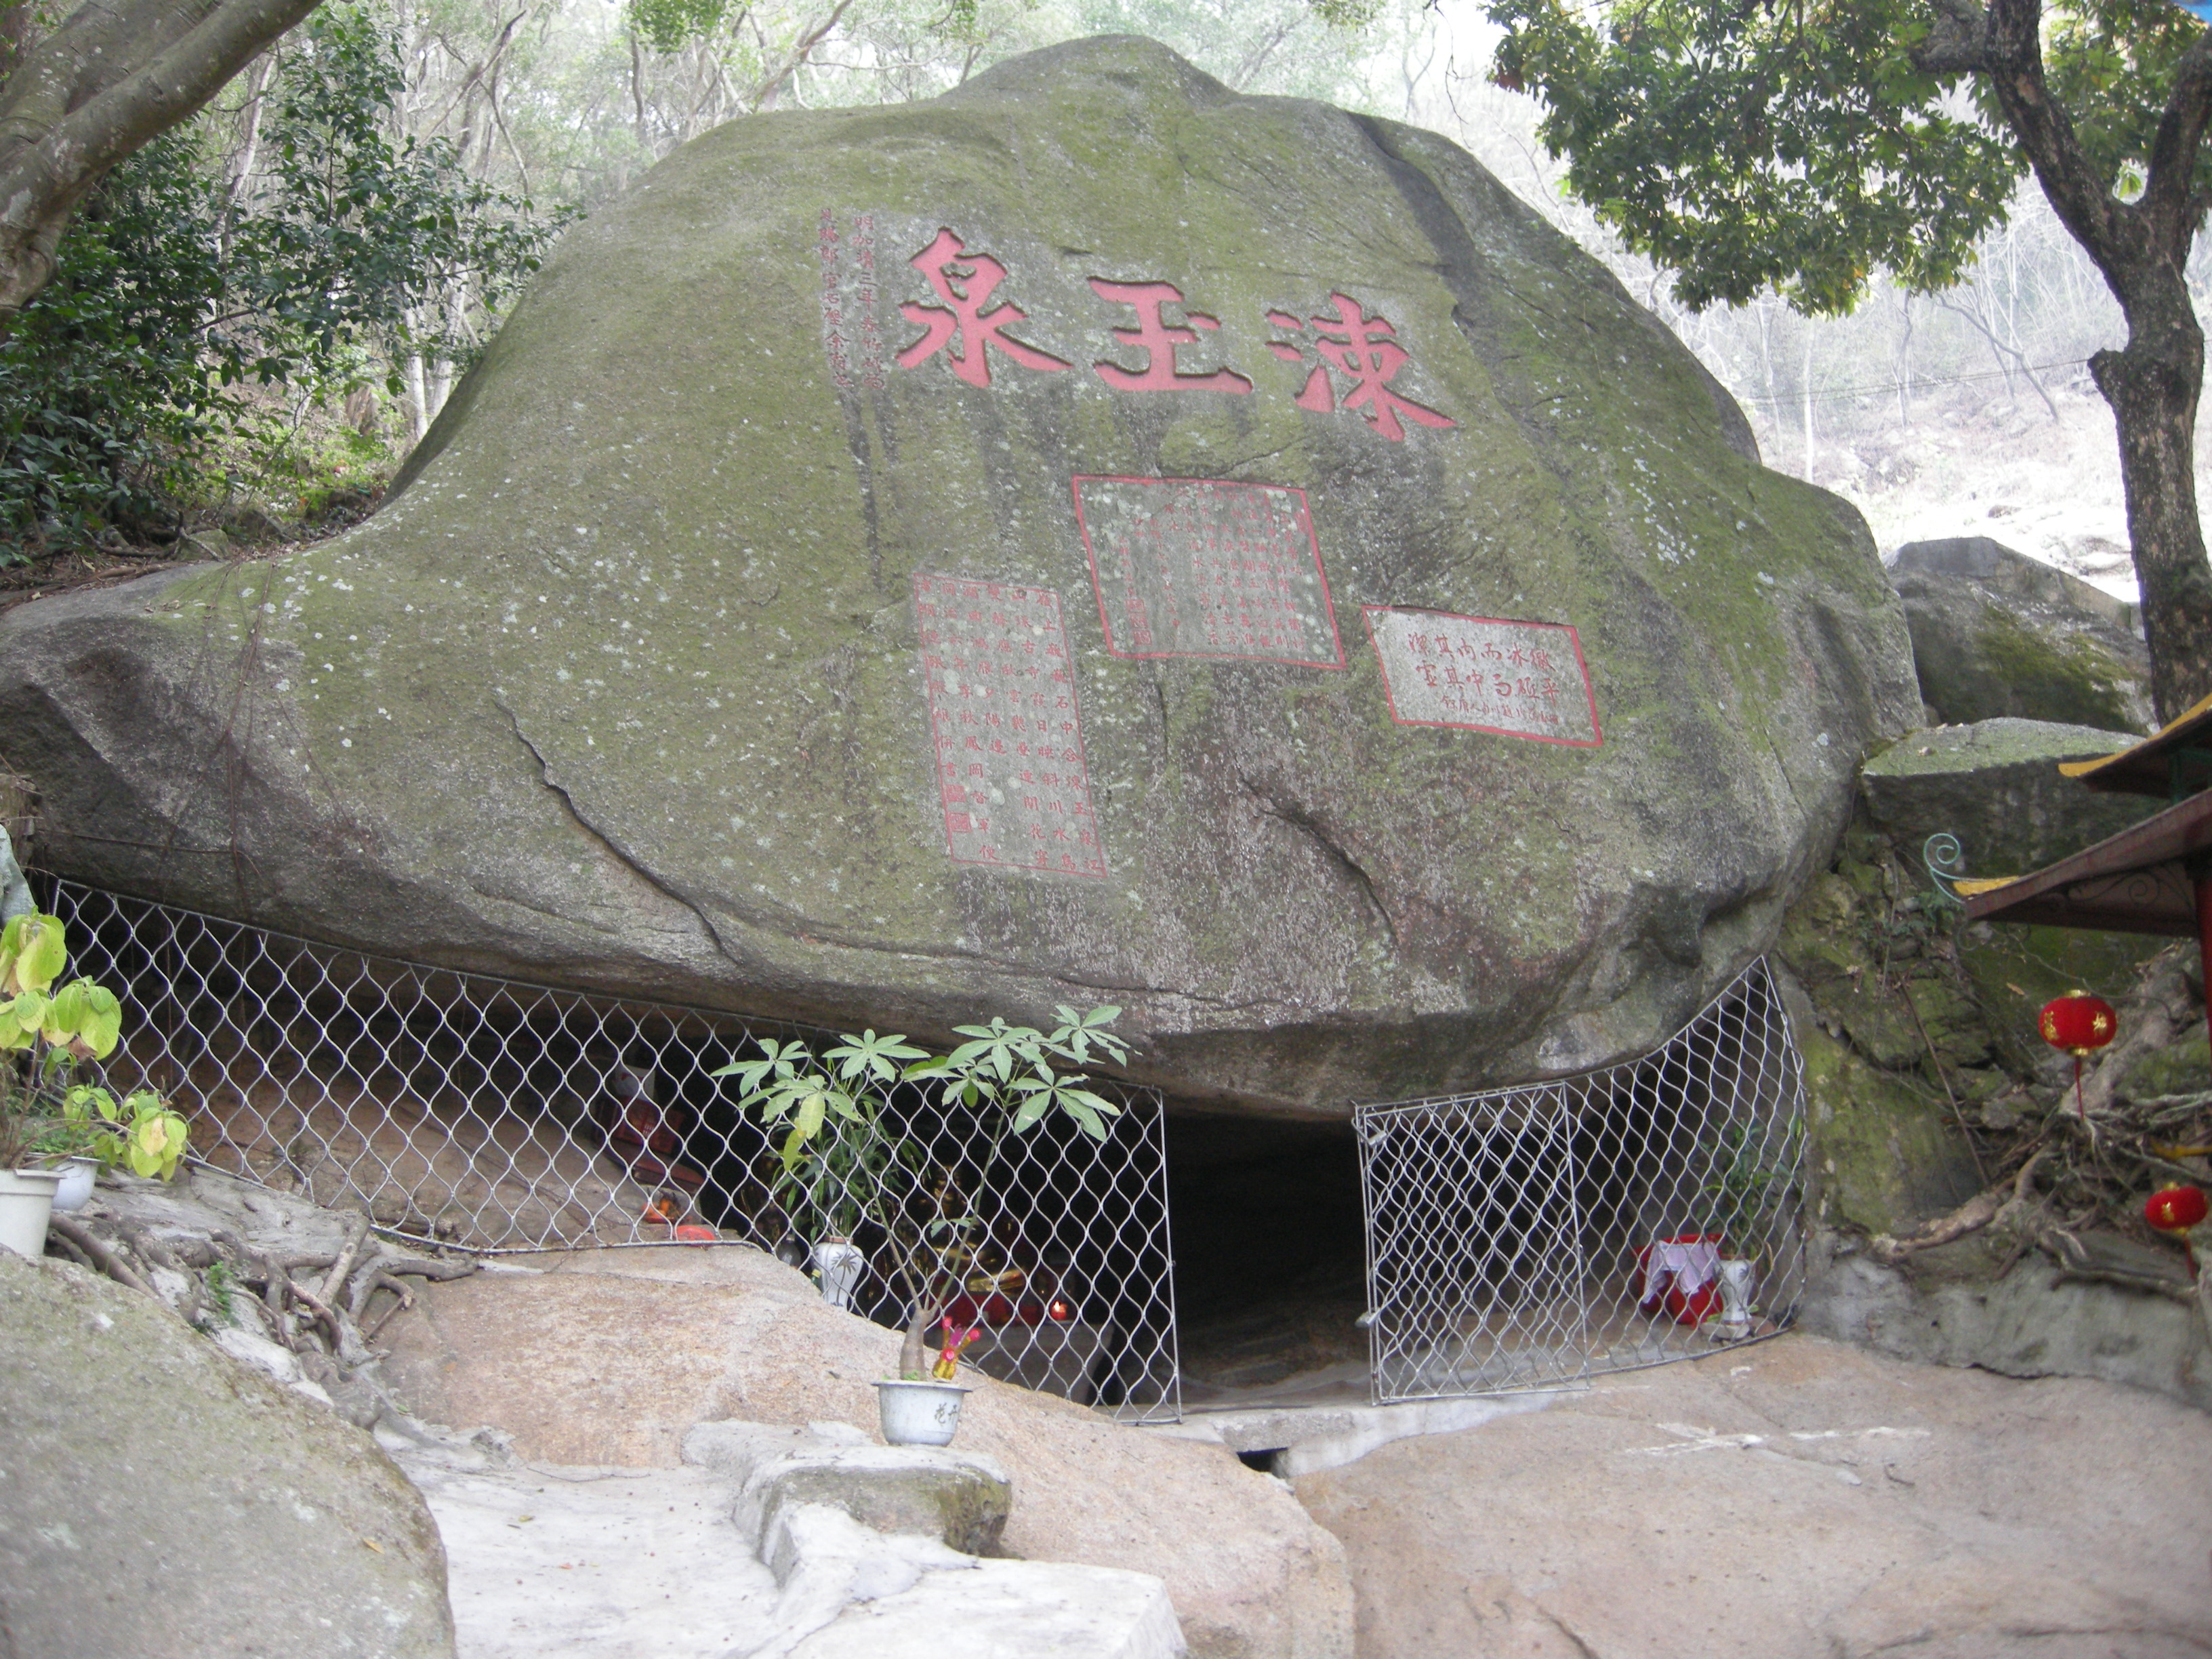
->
[[495, 699, 750, 974], [495, 705, 1262, 1010], [1241, 775, 1398, 949]]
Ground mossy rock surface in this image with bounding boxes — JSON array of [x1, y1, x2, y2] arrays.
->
[[1889, 539, 2153, 733], [0, 38, 1914, 1113], [0, 1253, 453, 1658], [1860, 717, 2156, 880]]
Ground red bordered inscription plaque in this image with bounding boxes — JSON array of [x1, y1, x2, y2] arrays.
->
[[1362, 607, 1601, 747], [1073, 476, 1345, 667], [912, 573, 1107, 877]]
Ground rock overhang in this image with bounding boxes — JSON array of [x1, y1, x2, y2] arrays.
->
[[0, 35, 1917, 1116]]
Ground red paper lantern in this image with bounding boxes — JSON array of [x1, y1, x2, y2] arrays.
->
[[2038, 991, 2118, 1057], [2145, 1184, 2209, 1235]]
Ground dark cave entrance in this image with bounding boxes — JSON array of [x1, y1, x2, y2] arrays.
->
[[1163, 1109, 1370, 1406]]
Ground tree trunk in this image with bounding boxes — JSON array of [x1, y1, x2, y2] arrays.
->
[[0, 0, 323, 334], [2093, 270, 2212, 723]]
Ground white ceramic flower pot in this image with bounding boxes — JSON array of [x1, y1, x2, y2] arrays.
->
[[51, 1158, 96, 1212], [811, 1239, 866, 1311], [0, 1167, 63, 1256], [873, 1378, 969, 1447]]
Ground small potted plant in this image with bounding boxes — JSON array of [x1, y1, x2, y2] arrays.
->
[[0, 913, 189, 1256], [714, 1005, 1127, 1446], [1697, 1120, 1800, 1339]]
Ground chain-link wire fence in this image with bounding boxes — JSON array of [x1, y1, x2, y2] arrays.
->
[[40, 876, 1181, 1422], [1356, 960, 1809, 1404]]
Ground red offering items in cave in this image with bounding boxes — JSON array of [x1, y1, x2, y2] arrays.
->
[[1637, 1233, 1727, 1326]]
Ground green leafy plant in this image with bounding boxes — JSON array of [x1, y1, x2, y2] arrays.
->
[[0, 913, 188, 1179], [713, 1006, 1129, 1379], [1699, 1118, 1801, 1261]]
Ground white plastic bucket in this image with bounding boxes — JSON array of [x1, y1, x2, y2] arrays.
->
[[0, 1167, 62, 1256], [873, 1378, 969, 1447]]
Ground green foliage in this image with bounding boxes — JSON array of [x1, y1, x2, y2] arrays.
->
[[629, 0, 739, 52], [0, 4, 567, 561], [711, 1007, 1128, 1374], [1487, 0, 2028, 315], [240, 5, 567, 375], [1700, 1118, 1801, 1254], [0, 131, 235, 554], [0, 914, 189, 1179]]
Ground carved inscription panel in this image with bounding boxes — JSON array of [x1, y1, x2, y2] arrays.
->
[[1073, 476, 1345, 666], [1362, 608, 1601, 747], [913, 573, 1107, 878]]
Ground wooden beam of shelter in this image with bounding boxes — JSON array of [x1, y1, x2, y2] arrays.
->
[[2057, 689, 2212, 799], [1958, 790, 2212, 936]]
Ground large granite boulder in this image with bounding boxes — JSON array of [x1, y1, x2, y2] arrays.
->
[[1888, 536, 2154, 733], [0, 1252, 453, 1659], [0, 37, 1914, 1112], [1295, 1334, 2212, 1659]]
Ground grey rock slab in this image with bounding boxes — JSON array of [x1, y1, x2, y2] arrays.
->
[[1890, 535, 2141, 633], [0, 36, 1914, 1115], [1888, 537, 2154, 733], [682, 1421, 1013, 1559], [1802, 1242, 2212, 1414], [0, 1252, 453, 1659], [1859, 716, 2158, 878], [1295, 1332, 2212, 1659], [380, 1247, 1352, 1658], [762, 1502, 1186, 1659], [1155, 1391, 1555, 1477], [392, 1443, 781, 1659]]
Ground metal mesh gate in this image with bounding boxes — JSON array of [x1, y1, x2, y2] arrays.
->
[[1356, 960, 1808, 1404], [41, 876, 1181, 1422]]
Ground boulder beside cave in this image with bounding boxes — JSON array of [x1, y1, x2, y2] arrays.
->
[[0, 36, 1914, 1114], [0, 1252, 453, 1659], [1858, 716, 2154, 880], [1888, 536, 2153, 733]]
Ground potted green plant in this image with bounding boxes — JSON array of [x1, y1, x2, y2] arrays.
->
[[0, 913, 189, 1256], [714, 1005, 1127, 1446], [1698, 1119, 1801, 1338]]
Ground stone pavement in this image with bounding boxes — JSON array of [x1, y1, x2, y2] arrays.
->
[[1294, 1332, 2212, 1659]]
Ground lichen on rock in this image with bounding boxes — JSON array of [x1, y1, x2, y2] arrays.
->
[[0, 36, 1916, 1114]]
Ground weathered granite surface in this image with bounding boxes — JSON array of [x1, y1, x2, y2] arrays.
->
[[0, 36, 1914, 1113], [1889, 535, 2154, 733], [1858, 716, 2154, 879], [0, 1252, 453, 1659]]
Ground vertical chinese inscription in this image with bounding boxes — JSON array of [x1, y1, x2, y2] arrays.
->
[[1362, 609, 1601, 747], [914, 574, 1107, 878], [1073, 476, 1345, 667], [817, 210, 887, 392]]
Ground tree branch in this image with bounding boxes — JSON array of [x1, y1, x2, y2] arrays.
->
[[2142, 27, 2212, 246], [0, 0, 324, 325], [1980, 0, 2128, 278]]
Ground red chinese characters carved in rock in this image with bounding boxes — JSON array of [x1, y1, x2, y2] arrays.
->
[[1267, 294, 1456, 442], [896, 228, 1072, 388], [1087, 279, 1252, 394], [877, 228, 1456, 440], [912, 573, 1107, 878], [1073, 477, 1345, 666], [1362, 608, 1600, 747]]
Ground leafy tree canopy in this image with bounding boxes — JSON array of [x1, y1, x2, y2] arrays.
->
[[1488, 0, 2203, 316], [1488, 0, 2212, 719]]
